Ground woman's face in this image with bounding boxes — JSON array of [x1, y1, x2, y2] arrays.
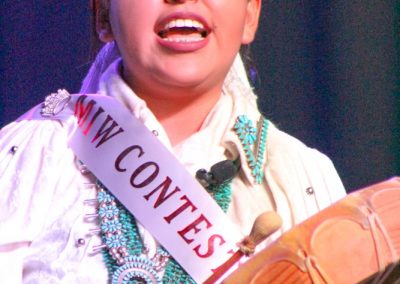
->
[[98, 0, 261, 97]]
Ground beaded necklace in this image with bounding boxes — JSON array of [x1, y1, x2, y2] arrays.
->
[[96, 114, 267, 284], [96, 180, 232, 284], [234, 115, 269, 184]]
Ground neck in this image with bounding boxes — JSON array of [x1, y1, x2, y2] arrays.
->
[[142, 89, 222, 146], [121, 66, 224, 146]]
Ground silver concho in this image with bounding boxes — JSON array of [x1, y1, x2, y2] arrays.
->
[[41, 89, 71, 117], [112, 256, 162, 284]]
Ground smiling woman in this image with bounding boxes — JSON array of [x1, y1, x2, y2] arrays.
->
[[91, 0, 262, 147], [0, 1, 347, 283]]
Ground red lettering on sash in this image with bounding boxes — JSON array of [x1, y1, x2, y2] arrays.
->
[[74, 95, 96, 131], [83, 106, 104, 135], [164, 195, 197, 223], [115, 145, 145, 172], [91, 115, 125, 148], [193, 234, 226, 258], [130, 162, 159, 188], [178, 214, 212, 244], [143, 177, 181, 208]]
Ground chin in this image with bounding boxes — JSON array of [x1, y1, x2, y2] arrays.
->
[[163, 64, 227, 88], [158, 69, 215, 89], [164, 78, 208, 92]]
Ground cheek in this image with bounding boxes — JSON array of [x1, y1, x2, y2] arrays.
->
[[110, 9, 154, 53], [214, 3, 248, 42], [109, 1, 156, 40]]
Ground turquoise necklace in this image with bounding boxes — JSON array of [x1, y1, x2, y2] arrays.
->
[[96, 180, 232, 284], [96, 114, 267, 284], [234, 115, 269, 184]]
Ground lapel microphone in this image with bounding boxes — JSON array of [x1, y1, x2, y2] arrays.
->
[[196, 159, 240, 188]]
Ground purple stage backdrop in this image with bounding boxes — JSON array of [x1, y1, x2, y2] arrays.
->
[[1, 0, 399, 191]]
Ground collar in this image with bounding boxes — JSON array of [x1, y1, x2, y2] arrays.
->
[[97, 59, 261, 186]]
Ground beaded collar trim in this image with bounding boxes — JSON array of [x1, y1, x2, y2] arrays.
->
[[234, 115, 269, 184]]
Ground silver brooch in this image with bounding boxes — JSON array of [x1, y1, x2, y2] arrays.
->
[[41, 89, 71, 117]]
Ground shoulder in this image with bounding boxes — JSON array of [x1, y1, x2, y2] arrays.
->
[[1, 89, 82, 154], [265, 123, 346, 219], [0, 106, 80, 189], [0, 113, 77, 191], [266, 122, 334, 167], [1, 114, 74, 158], [0, 110, 86, 244]]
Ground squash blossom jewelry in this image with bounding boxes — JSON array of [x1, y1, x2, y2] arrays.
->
[[234, 115, 268, 184], [96, 183, 167, 284], [96, 176, 233, 284]]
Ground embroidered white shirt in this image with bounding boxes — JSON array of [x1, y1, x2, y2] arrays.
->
[[0, 61, 346, 283]]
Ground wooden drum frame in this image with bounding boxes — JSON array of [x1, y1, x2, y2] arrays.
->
[[222, 178, 400, 284]]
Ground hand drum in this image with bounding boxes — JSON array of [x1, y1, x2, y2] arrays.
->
[[222, 178, 400, 284]]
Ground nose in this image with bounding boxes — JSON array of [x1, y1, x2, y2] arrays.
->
[[164, 0, 197, 3]]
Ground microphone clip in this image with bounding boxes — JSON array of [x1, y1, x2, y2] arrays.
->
[[196, 159, 240, 188]]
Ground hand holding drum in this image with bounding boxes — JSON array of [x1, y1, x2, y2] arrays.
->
[[204, 211, 283, 284], [222, 178, 400, 284]]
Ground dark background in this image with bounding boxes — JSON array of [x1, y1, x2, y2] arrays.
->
[[1, 1, 399, 192]]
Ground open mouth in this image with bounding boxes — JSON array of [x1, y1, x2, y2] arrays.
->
[[157, 18, 210, 42]]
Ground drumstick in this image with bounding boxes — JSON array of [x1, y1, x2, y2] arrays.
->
[[203, 211, 282, 284]]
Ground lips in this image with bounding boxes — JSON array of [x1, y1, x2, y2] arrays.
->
[[156, 13, 211, 44]]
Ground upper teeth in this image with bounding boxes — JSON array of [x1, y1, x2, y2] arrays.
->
[[164, 19, 204, 30]]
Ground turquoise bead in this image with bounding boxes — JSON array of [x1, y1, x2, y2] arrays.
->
[[234, 115, 268, 184]]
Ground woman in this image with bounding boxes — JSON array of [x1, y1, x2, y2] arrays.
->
[[0, 0, 346, 283]]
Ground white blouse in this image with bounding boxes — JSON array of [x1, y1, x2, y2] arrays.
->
[[0, 61, 346, 283]]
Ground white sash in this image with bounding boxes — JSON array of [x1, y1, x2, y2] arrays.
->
[[20, 92, 242, 283]]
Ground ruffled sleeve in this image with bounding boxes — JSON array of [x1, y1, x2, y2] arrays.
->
[[0, 119, 73, 244]]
